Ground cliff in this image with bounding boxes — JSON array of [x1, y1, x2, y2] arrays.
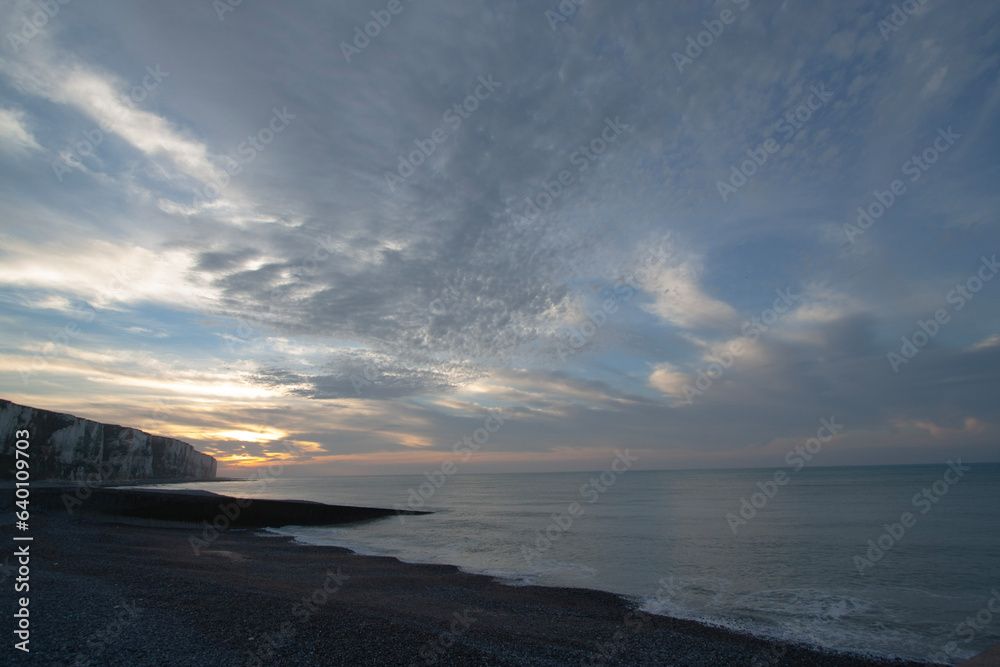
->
[[0, 399, 216, 481]]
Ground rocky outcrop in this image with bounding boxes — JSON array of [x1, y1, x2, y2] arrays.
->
[[3, 487, 431, 527], [0, 399, 216, 481]]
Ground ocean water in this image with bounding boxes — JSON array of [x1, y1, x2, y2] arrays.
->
[[143, 463, 1000, 664]]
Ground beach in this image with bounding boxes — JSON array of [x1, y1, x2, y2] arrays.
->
[[5, 0, 1000, 663], [7, 507, 941, 667]]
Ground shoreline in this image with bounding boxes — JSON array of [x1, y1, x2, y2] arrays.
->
[[8, 509, 943, 666], [270, 525, 945, 667]]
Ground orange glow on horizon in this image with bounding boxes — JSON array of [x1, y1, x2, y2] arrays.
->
[[214, 453, 278, 467], [209, 428, 286, 443]]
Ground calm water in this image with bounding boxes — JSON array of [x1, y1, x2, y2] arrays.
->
[[144, 464, 1000, 664]]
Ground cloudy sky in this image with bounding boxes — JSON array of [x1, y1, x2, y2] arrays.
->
[[1, 0, 998, 475]]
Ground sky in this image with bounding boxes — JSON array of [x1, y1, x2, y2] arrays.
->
[[1, 0, 998, 476]]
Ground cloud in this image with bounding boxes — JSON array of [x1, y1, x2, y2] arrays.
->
[[0, 107, 40, 154], [641, 261, 740, 330], [0, 238, 216, 310], [0, 0, 998, 473], [970, 334, 1000, 351], [648, 362, 689, 399], [1, 52, 204, 172]]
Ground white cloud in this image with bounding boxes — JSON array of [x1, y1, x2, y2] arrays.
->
[[0, 107, 40, 154], [784, 283, 865, 326], [648, 361, 689, 398], [0, 43, 259, 223], [0, 237, 217, 309], [28, 293, 76, 313], [55, 66, 216, 183], [641, 262, 739, 330]]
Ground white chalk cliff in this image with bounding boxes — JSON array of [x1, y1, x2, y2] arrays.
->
[[1, 399, 216, 481]]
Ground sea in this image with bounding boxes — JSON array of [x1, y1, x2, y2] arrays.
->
[[141, 463, 1000, 664]]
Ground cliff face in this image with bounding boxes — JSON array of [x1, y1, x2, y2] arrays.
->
[[0, 399, 216, 481]]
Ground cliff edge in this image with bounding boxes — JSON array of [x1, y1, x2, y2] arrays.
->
[[1, 399, 217, 481]]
